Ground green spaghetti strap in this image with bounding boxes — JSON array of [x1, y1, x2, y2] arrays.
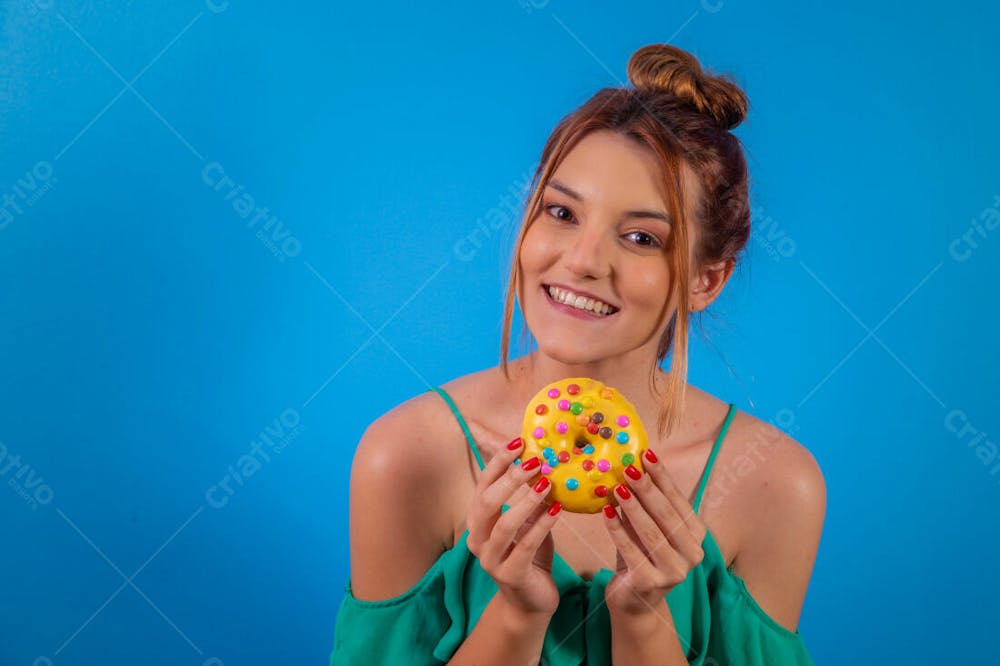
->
[[427, 387, 486, 471], [693, 403, 738, 515]]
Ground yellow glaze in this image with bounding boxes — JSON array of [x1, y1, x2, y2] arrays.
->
[[520, 377, 647, 514]]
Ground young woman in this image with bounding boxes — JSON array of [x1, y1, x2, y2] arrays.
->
[[330, 43, 825, 665]]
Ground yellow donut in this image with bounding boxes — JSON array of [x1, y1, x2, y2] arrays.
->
[[519, 377, 648, 514]]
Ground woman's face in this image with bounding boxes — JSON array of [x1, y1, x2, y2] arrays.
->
[[519, 129, 700, 366]]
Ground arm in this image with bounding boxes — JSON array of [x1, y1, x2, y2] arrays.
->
[[448, 594, 553, 666], [729, 436, 826, 632], [348, 408, 455, 601], [349, 403, 557, 665], [609, 600, 688, 665]]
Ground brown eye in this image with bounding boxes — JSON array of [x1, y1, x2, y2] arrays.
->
[[626, 231, 661, 248], [545, 204, 574, 222]]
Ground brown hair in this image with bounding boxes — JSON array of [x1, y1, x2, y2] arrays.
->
[[500, 43, 752, 438]]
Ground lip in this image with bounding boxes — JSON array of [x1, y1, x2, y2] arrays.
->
[[542, 284, 619, 319], [543, 283, 619, 310]]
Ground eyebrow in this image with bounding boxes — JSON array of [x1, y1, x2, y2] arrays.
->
[[546, 179, 672, 226]]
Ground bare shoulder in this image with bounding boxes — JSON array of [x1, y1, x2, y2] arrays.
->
[[731, 410, 826, 519], [719, 409, 827, 632], [346, 387, 468, 601]]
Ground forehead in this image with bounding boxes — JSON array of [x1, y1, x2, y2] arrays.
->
[[550, 129, 695, 208]]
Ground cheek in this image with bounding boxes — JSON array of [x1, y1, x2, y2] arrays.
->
[[520, 224, 556, 269], [629, 270, 671, 304]]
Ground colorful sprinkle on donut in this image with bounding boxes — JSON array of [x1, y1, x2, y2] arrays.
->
[[521, 378, 647, 513]]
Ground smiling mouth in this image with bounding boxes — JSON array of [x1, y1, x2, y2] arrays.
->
[[542, 284, 621, 319]]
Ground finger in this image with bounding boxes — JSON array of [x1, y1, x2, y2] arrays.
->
[[641, 448, 708, 546], [618, 504, 650, 559], [503, 499, 563, 571], [602, 502, 651, 576], [482, 474, 553, 566], [614, 482, 683, 574], [467, 437, 538, 545], [475, 436, 526, 495], [479, 453, 542, 511], [625, 460, 703, 565]]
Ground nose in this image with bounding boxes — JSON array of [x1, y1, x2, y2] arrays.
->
[[562, 221, 611, 280]]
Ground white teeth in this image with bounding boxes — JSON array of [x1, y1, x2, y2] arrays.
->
[[547, 286, 615, 315]]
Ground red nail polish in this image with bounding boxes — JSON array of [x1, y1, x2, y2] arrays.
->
[[625, 464, 642, 481], [507, 437, 523, 450], [533, 477, 550, 493], [521, 457, 540, 472], [644, 449, 658, 464], [615, 484, 631, 500], [603, 505, 617, 519], [548, 502, 562, 516]]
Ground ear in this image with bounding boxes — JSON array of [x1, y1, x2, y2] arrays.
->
[[689, 258, 735, 313]]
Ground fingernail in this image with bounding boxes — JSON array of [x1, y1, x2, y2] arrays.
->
[[644, 449, 658, 464], [533, 477, 550, 493], [625, 464, 642, 481], [615, 484, 631, 500], [521, 457, 540, 472], [603, 505, 617, 519], [548, 502, 563, 516], [507, 437, 523, 451]]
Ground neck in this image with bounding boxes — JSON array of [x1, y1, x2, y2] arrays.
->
[[512, 350, 671, 410]]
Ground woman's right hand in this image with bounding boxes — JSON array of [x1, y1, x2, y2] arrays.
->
[[465, 436, 564, 619]]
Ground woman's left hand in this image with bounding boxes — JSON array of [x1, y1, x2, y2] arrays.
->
[[602, 448, 709, 616]]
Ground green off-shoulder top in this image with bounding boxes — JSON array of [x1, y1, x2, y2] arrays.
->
[[329, 387, 816, 665]]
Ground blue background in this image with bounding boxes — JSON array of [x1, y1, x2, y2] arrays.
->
[[2, 1, 998, 664]]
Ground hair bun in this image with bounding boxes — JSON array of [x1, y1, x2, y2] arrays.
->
[[626, 43, 748, 131]]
